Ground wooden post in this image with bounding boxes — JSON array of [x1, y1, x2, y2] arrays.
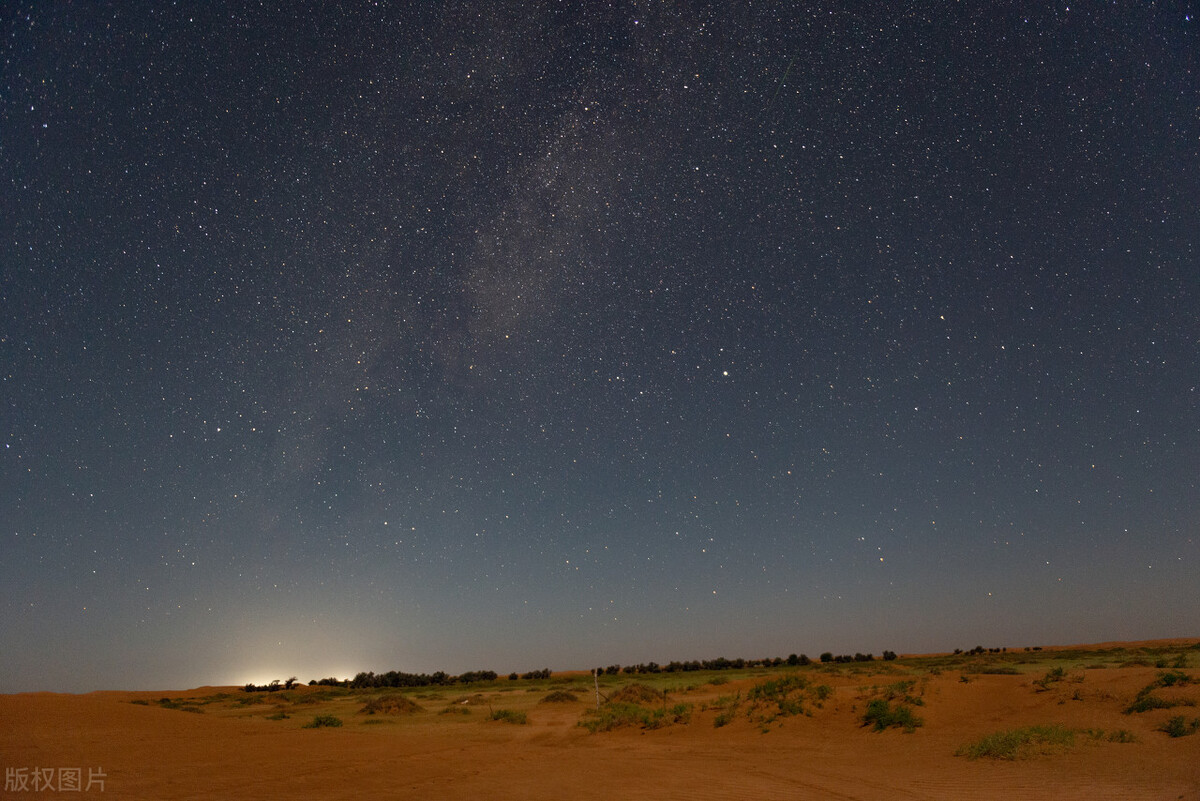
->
[[593, 668, 601, 709]]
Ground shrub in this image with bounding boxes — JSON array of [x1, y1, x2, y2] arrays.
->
[[1033, 667, 1067, 690], [956, 725, 1075, 760], [541, 690, 579, 703], [1125, 673, 1197, 714], [861, 699, 922, 733], [1125, 694, 1178, 714], [580, 701, 692, 733], [489, 709, 527, 724], [360, 695, 423, 715], [1156, 671, 1192, 688], [302, 715, 343, 728], [880, 680, 923, 705], [1159, 716, 1200, 738], [608, 683, 664, 705]]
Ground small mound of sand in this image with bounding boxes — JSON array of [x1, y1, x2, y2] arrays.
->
[[540, 690, 579, 704], [359, 695, 423, 715]]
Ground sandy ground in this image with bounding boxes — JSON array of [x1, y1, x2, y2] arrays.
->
[[3, 640, 1199, 800]]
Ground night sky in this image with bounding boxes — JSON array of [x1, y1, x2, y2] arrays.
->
[[3, 3, 1197, 693]]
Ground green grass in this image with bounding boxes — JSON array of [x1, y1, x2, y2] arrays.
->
[[301, 715, 343, 728], [861, 699, 922, 733], [579, 702, 692, 733], [956, 725, 1076, 760]]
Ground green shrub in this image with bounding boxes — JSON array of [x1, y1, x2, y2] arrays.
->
[[540, 690, 578, 703], [1033, 667, 1067, 690], [302, 715, 343, 728], [579, 701, 692, 733], [956, 725, 1075, 760], [1155, 671, 1192, 688], [608, 683, 664, 705], [861, 699, 922, 733], [1125, 674, 1197, 714], [490, 709, 527, 724], [360, 695, 423, 715], [1125, 694, 1177, 713], [1159, 716, 1200, 738]]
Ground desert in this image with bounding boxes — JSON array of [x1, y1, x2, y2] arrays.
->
[[3, 639, 1198, 800]]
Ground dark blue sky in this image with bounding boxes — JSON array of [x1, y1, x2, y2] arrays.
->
[[3, 2, 1197, 692]]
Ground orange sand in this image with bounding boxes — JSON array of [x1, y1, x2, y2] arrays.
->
[[3, 640, 1198, 800]]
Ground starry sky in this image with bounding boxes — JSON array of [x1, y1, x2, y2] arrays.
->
[[2, 2, 1197, 693]]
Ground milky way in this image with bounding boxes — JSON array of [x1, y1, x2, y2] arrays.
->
[[2, 3, 1197, 691]]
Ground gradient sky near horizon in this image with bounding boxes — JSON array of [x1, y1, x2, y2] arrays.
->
[[2, 2, 1197, 693]]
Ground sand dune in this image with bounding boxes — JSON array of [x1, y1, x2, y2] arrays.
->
[[3, 640, 1198, 799]]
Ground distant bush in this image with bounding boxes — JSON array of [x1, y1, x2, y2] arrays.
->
[[302, 715, 343, 728], [346, 669, 501, 689], [540, 690, 578, 704], [955, 725, 1075, 760], [861, 700, 922, 733]]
